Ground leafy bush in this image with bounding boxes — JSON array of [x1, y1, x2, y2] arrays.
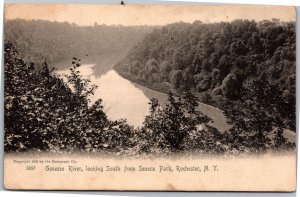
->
[[141, 91, 224, 155], [4, 41, 135, 154]]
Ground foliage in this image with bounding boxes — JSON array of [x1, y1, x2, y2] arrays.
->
[[115, 19, 296, 131], [4, 18, 296, 156], [4, 41, 134, 154], [4, 41, 228, 155], [223, 77, 296, 153], [142, 92, 210, 153]]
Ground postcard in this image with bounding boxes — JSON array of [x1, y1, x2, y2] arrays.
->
[[3, 4, 296, 191]]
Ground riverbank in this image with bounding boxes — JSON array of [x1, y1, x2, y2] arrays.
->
[[114, 69, 296, 142], [115, 68, 231, 132]]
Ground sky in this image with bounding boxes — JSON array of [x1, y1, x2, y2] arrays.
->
[[5, 4, 296, 26]]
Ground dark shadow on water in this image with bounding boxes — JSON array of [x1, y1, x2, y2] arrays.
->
[[91, 50, 129, 78], [53, 50, 128, 78]]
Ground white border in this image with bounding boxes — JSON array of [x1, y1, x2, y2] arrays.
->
[[0, 1, 298, 197]]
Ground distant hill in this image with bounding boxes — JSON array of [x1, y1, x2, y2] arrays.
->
[[114, 19, 296, 131], [5, 19, 156, 69]]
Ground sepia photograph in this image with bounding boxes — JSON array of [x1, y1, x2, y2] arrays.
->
[[3, 4, 297, 191]]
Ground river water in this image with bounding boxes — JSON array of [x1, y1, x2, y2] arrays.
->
[[58, 64, 154, 127], [58, 64, 230, 131]]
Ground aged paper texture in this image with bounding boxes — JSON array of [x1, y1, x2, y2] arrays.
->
[[3, 4, 296, 191]]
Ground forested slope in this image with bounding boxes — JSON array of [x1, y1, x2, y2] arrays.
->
[[115, 19, 296, 131], [5, 19, 155, 69]]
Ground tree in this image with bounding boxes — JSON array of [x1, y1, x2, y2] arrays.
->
[[66, 57, 97, 109], [223, 77, 294, 153], [221, 73, 240, 100], [143, 91, 212, 153], [170, 70, 183, 89]]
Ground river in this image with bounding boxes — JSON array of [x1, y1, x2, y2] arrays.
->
[[57, 63, 230, 131]]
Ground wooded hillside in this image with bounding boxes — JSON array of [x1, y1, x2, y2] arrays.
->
[[115, 19, 296, 131], [5, 19, 155, 68]]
